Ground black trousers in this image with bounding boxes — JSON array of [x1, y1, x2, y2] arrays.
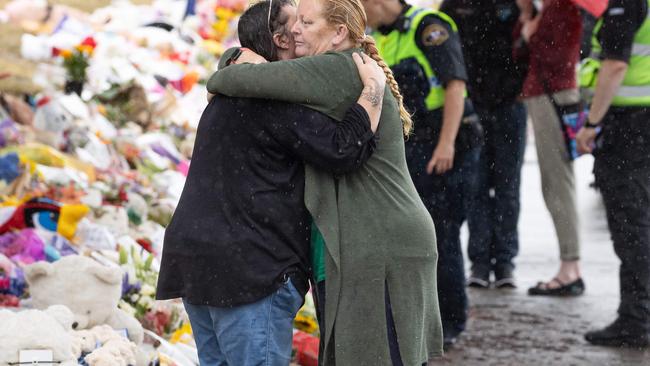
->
[[594, 106, 650, 330]]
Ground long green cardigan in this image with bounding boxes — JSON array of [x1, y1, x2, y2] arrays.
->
[[208, 49, 443, 365]]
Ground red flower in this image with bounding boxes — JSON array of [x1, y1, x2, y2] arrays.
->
[[52, 47, 61, 57], [118, 187, 128, 202], [144, 309, 172, 336], [0, 294, 20, 307], [136, 238, 153, 253], [36, 96, 51, 107], [80, 36, 97, 49]]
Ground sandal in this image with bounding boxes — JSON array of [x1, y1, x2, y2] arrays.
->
[[528, 277, 585, 296]]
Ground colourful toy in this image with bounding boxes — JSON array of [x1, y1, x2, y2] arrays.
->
[[0, 197, 88, 240]]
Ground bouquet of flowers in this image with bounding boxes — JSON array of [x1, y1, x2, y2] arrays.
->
[[53, 37, 97, 94], [118, 245, 184, 339], [293, 294, 319, 336]]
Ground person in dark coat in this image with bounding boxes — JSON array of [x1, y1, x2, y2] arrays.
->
[[440, 0, 528, 290], [155, 1, 387, 364]]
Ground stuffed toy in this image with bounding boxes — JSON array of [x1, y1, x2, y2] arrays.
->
[[84, 337, 137, 366], [24, 255, 144, 345], [0, 305, 78, 366], [0, 304, 139, 366], [0, 197, 88, 240], [74, 325, 138, 366]]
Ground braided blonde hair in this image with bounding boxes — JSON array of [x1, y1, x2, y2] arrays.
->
[[360, 36, 412, 136], [321, 0, 413, 136]]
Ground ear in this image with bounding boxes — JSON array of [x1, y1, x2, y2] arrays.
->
[[332, 24, 350, 47], [24, 261, 54, 284], [273, 33, 290, 51], [91, 264, 123, 285]]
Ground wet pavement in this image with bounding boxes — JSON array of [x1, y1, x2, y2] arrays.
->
[[433, 139, 650, 365]]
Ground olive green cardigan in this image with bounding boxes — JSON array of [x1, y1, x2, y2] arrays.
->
[[208, 49, 443, 365]]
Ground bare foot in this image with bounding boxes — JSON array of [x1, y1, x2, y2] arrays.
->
[[536, 260, 581, 289]]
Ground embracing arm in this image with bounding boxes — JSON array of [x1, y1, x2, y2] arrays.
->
[[206, 49, 363, 120], [252, 54, 385, 173], [273, 103, 377, 174]]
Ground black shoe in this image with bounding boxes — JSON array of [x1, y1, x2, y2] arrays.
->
[[467, 266, 490, 288], [442, 327, 463, 351], [528, 277, 585, 296], [585, 318, 650, 348], [494, 266, 516, 289]]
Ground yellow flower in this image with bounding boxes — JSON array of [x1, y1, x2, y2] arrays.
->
[[170, 323, 194, 344], [75, 44, 94, 56], [212, 20, 228, 37], [60, 49, 73, 59], [294, 313, 319, 335], [215, 7, 235, 19]]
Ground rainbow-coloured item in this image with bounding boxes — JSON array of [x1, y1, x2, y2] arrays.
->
[[0, 197, 88, 240]]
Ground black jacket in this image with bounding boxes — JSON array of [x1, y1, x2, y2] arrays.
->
[[440, 0, 527, 110], [156, 96, 375, 307]]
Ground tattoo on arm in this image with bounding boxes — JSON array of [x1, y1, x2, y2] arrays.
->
[[362, 78, 383, 107]]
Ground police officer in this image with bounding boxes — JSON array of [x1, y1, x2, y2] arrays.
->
[[577, 0, 650, 347], [362, 0, 481, 348]]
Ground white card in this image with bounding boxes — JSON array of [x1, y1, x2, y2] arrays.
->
[[19, 349, 53, 363]]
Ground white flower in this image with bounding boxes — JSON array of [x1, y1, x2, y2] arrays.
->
[[141, 284, 156, 296], [138, 295, 154, 309], [119, 300, 136, 316]]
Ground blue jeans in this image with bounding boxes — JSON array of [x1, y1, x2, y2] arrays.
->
[[405, 139, 481, 335], [467, 102, 527, 272], [183, 279, 304, 366]]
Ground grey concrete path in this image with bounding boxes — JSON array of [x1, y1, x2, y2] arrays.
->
[[434, 139, 650, 365]]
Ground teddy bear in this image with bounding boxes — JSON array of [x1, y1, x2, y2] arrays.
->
[[74, 325, 137, 366], [0, 304, 140, 366], [0, 305, 78, 366], [24, 255, 144, 346]]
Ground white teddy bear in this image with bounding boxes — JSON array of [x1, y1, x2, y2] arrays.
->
[[76, 325, 138, 366], [0, 304, 140, 366], [0, 305, 78, 366], [24, 255, 144, 345]]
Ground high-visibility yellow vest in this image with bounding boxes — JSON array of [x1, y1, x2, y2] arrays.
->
[[373, 7, 459, 111], [580, 1, 650, 107]]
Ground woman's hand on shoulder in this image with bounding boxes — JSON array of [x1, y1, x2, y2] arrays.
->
[[353, 52, 386, 93], [233, 48, 268, 65], [352, 52, 385, 133]]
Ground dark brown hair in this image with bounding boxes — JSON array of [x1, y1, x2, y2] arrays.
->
[[238, 0, 295, 61]]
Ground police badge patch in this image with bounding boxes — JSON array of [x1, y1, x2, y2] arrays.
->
[[422, 23, 449, 46]]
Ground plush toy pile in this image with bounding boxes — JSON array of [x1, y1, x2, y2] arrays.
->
[[0, 304, 141, 366], [0, 0, 321, 365]]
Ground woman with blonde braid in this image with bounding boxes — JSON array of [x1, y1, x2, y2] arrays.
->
[[362, 0, 483, 349], [207, 0, 443, 363]]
